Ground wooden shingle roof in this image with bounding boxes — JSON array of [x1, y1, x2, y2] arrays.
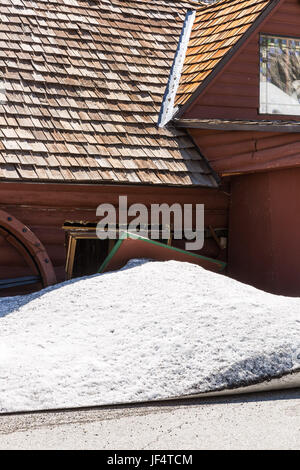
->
[[175, 0, 275, 108], [0, 0, 217, 187]]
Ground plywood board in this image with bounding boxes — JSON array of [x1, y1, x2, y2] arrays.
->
[[99, 232, 226, 274]]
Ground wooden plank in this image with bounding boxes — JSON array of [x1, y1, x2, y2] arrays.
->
[[0, 266, 34, 279], [254, 142, 300, 162], [255, 133, 300, 151], [211, 152, 255, 172], [199, 140, 256, 160], [65, 236, 77, 280], [99, 232, 227, 274], [218, 71, 258, 86], [222, 156, 300, 176], [0, 182, 229, 208], [263, 22, 300, 36], [184, 105, 259, 120], [207, 82, 259, 98], [200, 93, 258, 109], [180, 118, 300, 132], [189, 129, 263, 147]]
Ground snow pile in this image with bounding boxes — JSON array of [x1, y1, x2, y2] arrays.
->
[[1, 259, 300, 413]]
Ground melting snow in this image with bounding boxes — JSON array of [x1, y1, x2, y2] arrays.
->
[[1, 259, 300, 413]]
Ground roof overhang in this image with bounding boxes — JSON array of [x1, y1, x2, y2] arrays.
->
[[174, 118, 300, 133]]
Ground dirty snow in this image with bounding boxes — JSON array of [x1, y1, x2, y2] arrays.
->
[[1, 259, 300, 413]]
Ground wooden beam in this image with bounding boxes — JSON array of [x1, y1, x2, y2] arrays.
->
[[174, 118, 300, 133]]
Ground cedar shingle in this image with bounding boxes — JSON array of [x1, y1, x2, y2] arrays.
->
[[0, 0, 216, 187]]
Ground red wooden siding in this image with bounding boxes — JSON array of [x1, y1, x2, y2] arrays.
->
[[188, 128, 300, 175], [0, 229, 43, 295], [183, 0, 300, 122], [0, 183, 229, 293], [0, 234, 32, 278], [229, 167, 300, 296]]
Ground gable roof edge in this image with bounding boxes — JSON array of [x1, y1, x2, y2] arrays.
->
[[174, 0, 282, 120]]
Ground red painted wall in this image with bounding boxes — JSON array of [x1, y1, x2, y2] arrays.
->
[[229, 168, 300, 296], [188, 127, 300, 176], [0, 182, 229, 294]]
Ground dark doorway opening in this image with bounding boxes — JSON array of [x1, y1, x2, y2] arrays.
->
[[72, 238, 110, 279], [63, 224, 116, 280]]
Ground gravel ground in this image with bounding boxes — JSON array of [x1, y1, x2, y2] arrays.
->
[[0, 389, 300, 450]]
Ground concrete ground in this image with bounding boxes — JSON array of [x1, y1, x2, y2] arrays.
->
[[0, 388, 300, 450]]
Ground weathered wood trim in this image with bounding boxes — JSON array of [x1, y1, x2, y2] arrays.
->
[[174, 118, 300, 133]]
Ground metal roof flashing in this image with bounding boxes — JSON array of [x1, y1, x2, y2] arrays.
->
[[157, 9, 196, 128]]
